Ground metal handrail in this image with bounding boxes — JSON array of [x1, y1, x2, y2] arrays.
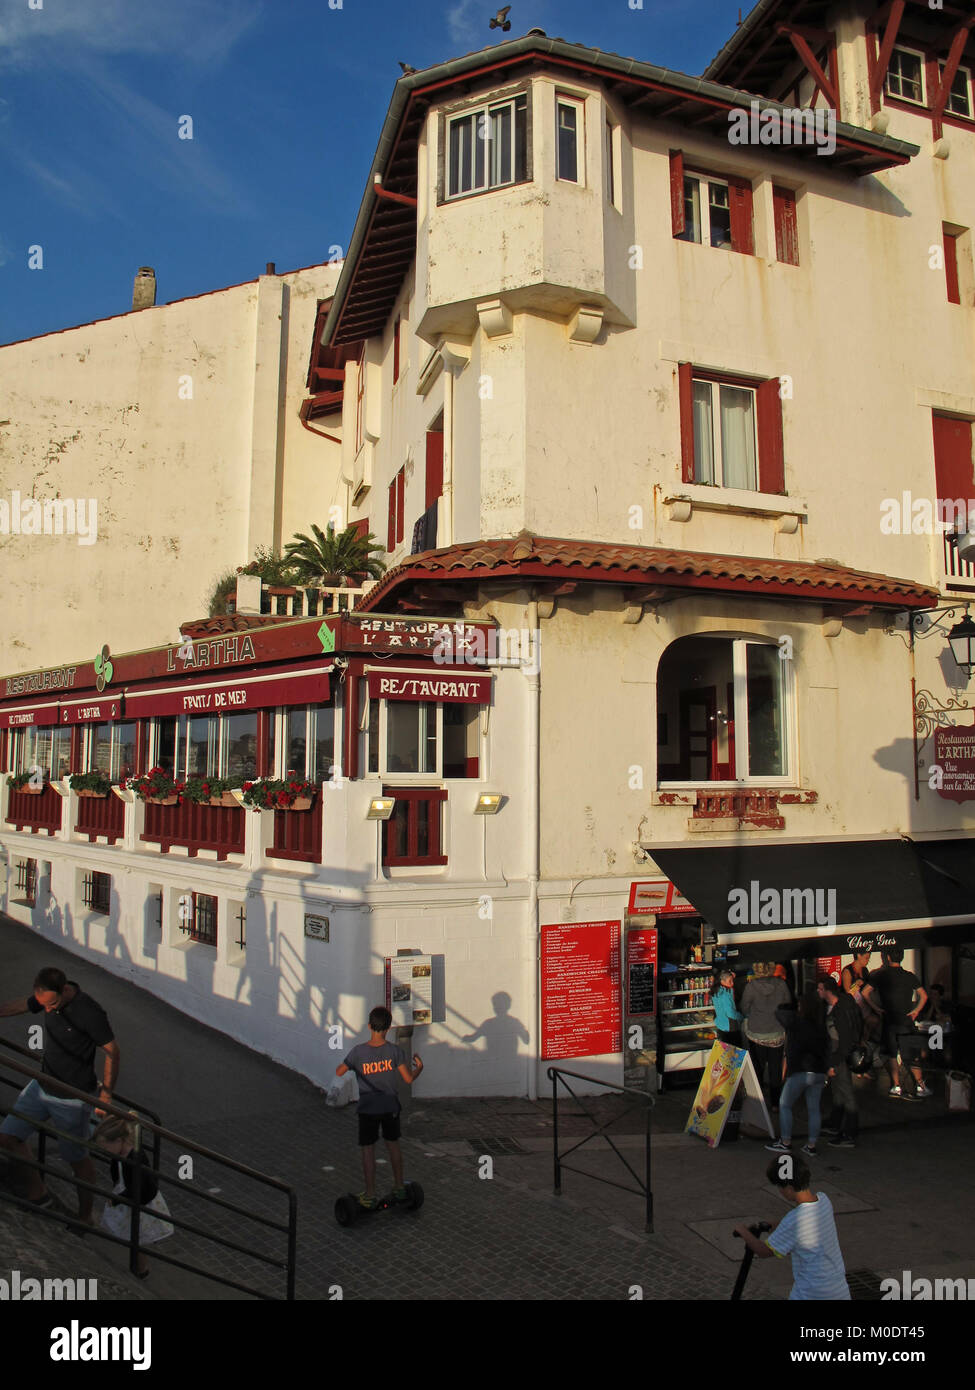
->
[[547, 1066, 655, 1233], [0, 1049, 297, 1299]]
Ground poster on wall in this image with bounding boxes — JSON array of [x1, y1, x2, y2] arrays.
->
[[816, 956, 841, 980], [541, 920, 621, 1060], [384, 955, 434, 1026], [626, 927, 658, 1018]]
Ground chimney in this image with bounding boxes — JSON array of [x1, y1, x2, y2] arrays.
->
[[132, 266, 156, 311]]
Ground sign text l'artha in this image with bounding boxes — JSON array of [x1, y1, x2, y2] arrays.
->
[[934, 725, 975, 802], [166, 635, 256, 671]]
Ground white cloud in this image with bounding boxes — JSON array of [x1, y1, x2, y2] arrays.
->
[[0, 0, 262, 68], [447, 0, 481, 47]]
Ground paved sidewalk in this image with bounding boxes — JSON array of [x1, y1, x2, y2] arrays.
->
[[1, 917, 972, 1302]]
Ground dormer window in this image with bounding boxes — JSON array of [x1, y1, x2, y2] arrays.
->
[[885, 47, 925, 105], [445, 92, 529, 200]]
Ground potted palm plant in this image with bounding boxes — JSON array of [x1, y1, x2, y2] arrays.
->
[[69, 771, 111, 799], [283, 523, 386, 589]]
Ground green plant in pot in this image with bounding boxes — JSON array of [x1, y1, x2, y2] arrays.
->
[[125, 768, 183, 804], [283, 523, 386, 588], [69, 771, 112, 798], [240, 778, 317, 811], [181, 776, 240, 807]]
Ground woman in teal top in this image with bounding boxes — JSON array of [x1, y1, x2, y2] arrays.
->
[[713, 969, 743, 1044]]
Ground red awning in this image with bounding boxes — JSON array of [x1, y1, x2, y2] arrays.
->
[[124, 668, 331, 718], [367, 671, 492, 703], [59, 697, 124, 725], [0, 702, 60, 729]]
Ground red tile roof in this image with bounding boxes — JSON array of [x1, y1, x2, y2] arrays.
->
[[355, 533, 939, 613], [179, 613, 309, 638]]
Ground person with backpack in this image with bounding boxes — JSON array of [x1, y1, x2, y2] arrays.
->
[[765, 989, 830, 1158], [817, 975, 862, 1148]]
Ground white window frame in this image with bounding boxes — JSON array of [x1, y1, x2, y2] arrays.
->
[[446, 96, 521, 200], [659, 638, 796, 790], [604, 116, 619, 208], [277, 703, 339, 783], [691, 377, 759, 491], [365, 698, 444, 782], [940, 61, 973, 118], [886, 46, 926, 106], [84, 721, 137, 780], [556, 94, 585, 185], [13, 725, 70, 779], [679, 173, 732, 250]]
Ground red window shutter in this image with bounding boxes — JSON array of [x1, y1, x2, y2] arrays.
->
[[944, 229, 961, 305], [678, 362, 695, 483], [393, 316, 401, 383], [756, 379, 785, 494], [425, 430, 444, 509], [669, 150, 685, 236], [387, 481, 396, 552], [352, 518, 369, 542], [773, 187, 799, 265], [933, 413, 974, 502], [728, 177, 754, 256], [396, 467, 405, 544]]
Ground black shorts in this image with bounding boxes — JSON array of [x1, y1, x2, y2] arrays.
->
[[884, 1023, 922, 1065], [358, 1110, 401, 1146]]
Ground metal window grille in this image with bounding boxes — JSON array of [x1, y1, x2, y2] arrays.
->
[[187, 892, 218, 947], [234, 904, 247, 952], [16, 860, 37, 906], [82, 871, 111, 914]]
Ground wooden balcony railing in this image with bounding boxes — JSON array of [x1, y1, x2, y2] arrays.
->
[[74, 792, 126, 845], [5, 784, 63, 836], [267, 793, 323, 865], [141, 800, 245, 861]]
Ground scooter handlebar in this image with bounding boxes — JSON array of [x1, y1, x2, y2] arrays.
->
[[733, 1221, 773, 1239]]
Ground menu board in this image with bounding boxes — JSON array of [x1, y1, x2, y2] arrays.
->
[[627, 927, 658, 1017], [935, 726, 975, 802], [541, 920, 621, 1060]]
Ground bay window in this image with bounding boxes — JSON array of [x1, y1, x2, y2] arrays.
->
[[444, 91, 529, 200], [361, 681, 480, 779]]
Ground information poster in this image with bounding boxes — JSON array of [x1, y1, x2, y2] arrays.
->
[[384, 955, 433, 1025], [685, 1042, 773, 1148], [541, 920, 621, 1060], [626, 927, 658, 1017]]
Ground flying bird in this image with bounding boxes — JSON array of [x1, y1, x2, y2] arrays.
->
[[490, 6, 512, 32], [399, 62, 417, 75]]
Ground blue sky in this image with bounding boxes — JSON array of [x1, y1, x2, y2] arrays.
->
[[0, 0, 748, 346]]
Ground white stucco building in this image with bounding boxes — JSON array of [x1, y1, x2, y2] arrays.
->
[[3, 3, 975, 1098]]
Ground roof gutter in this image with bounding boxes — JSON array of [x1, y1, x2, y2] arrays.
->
[[322, 35, 919, 347]]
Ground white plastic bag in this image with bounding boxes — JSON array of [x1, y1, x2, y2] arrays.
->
[[325, 1071, 359, 1108]]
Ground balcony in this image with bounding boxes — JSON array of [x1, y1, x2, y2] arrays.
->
[[943, 533, 975, 592], [234, 574, 374, 619], [74, 792, 126, 845], [141, 800, 245, 861], [267, 795, 323, 865], [5, 783, 63, 836]]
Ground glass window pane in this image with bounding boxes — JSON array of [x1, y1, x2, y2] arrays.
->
[[679, 177, 701, 243], [156, 718, 177, 778], [708, 182, 732, 248], [422, 705, 437, 774], [286, 708, 306, 778], [514, 94, 528, 182], [35, 727, 53, 777], [692, 381, 715, 484], [386, 701, 421, 773], [311, 704, 335, 783], [113, 721, 137, 781], [264, 714, 276, 780], [656, 636, 735, 782], [557, 102, 578, 181], [186, 717, 211, 776], [490, 104, 512, 186], [224, 712, 258, 783], [449, 115, 473, 195], [719, 386, 757, 489], [90, 724, 112, 776], [367, 697, 379, 774], [746, 643, 786, 777], [51, 728, 70, 779]]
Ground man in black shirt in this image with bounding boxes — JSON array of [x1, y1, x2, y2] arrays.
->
[[861, 949, 930, 1099], [0, 966, 120, 1221]]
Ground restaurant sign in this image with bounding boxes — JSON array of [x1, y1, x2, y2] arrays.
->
[[366, 672, 491, 703], [4, 666, 78, 697], [934, 726, 975, 802]]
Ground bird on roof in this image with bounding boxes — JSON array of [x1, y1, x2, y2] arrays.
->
[[490, 6, 512, 32], [399, 61, 417, 75]]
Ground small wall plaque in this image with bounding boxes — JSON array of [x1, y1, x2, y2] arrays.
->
[[304, 914, 329, 941]]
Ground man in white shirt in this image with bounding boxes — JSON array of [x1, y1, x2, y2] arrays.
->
[[734, 1156, 851, 1300]]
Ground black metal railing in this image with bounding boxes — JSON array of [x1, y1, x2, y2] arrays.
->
[[547, 1066, 655, 1233], [0, 1044, 297, 1299]]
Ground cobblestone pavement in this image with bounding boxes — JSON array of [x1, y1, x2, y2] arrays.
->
[[2, 917, 972, 1304]]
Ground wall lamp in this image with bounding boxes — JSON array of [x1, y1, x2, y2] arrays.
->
[[367, 797, 396, 820], [908, 605, 975, 676], [474, 793, 503, 815]]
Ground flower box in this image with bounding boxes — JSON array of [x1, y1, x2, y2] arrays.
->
[[145, 794, 179, 806], [286, 797, 312, 812], [77, 789, 109, 799], [208, 792, 239, 808], [21, 785, 44, 796]]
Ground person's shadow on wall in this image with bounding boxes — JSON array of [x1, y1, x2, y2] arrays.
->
[[462, 991, 529, 1064]]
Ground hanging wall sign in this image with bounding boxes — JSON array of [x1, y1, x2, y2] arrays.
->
[[626, 927, 658, 1018], [934, 726, 975, 802]]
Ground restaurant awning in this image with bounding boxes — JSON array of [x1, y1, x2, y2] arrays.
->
[[0, 701, 60, 729], [649, 837, 975, 947], [59, 697, 124, 724], [123, 667, 331, 718]]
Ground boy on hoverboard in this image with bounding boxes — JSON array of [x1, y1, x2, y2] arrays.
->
[[335, 1006, 423, 1209]]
